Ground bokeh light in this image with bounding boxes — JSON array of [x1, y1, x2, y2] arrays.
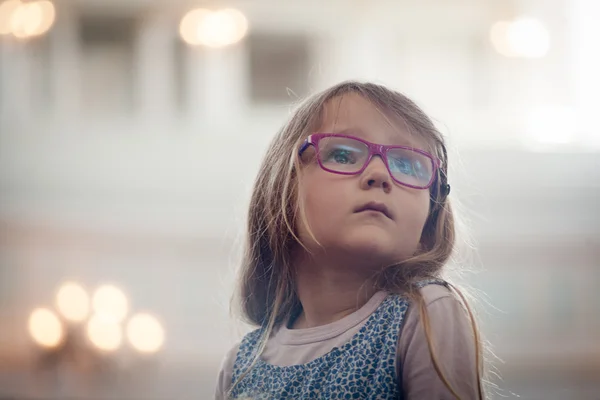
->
[[490, 21, 516, 57], [0, 0, 55, 38], [179, 8, 248, 47], [28, 308, 64, 348], [32, 0, 55, 36], [92, 284, 129, 323], [0, 0, 21, 35], [126, 313, 165, 353], [56, 282, 90, 322], [179, 8, 209, 46], [507, 17, 550, 58], [87, 314, 122, 351], [491, 17, 550, 58]]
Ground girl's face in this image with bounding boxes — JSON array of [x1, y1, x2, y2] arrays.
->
[[297, 93, 432, 270]]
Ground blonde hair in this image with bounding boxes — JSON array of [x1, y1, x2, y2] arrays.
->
[[230, 81, 486, 399]]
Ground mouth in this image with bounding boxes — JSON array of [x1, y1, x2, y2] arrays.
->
[[354, 201, 393, 220]]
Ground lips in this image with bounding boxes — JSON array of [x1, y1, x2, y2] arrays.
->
[[354, 201, 393, 220]]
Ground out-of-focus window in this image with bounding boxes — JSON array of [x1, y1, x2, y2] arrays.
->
[[247, 33, 312, 104], [78, 14, 136, 115]]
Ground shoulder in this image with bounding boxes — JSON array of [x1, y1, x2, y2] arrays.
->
[[214, 327, 264, 400], [400, 282, 472, 345], [419, 282, 457, 307], [396, 283, 480, 399], [214, 341, 242, 400], [418, 283, 473, 337], [388, 282, 458, 319]]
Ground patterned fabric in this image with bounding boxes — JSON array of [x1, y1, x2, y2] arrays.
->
[[229, 280, 445, 399]]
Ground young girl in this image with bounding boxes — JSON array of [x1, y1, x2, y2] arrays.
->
[[215, 81, 485, 399]]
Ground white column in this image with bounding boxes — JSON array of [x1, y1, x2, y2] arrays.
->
[[310, 33, 338, 91], [328, 21, 382, 83], [185, 45, 205, 124], [569, 0, 600, 147], [516, 0, 571, 107], [202, 43, 247, 130], [184, 41, 248, 130], [323, 5, 410, 88]]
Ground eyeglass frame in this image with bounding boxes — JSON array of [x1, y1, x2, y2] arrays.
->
[[298, 133, 445, 191]]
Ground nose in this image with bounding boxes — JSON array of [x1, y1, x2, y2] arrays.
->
[[360, 156, 392, 193]]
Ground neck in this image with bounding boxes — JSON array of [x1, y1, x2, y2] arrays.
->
[[291, 252, 380, 329]]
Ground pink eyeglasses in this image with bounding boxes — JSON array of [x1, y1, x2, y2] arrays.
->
[[298, 133, 445, 191]]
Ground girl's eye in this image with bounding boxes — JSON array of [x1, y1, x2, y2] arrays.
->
[[390, 157, 423, 177], [325, 149, 356, 164]]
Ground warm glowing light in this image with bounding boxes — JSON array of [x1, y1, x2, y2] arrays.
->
[[179, 8, 248, 47], [490, 21, 516, 57], [10, 1, 41, 38], [28, 308, 64, 348], [0, 0, 55, 38], [92, 285, 129, 323], [87, 314, 122, 351], [126, 313, 165, 353], [56, 282, 90, 322], [179, 8, 210, 46], [31, 0, 54, 36], [491, 17, 550, 58], [507, 18, 550, 58], [0, 0, 21, 35]]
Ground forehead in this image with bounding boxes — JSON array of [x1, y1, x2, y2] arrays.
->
[[317, 93, 432, 151]]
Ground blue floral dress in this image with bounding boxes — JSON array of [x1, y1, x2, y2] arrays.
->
[[229, 281, 445, 399]]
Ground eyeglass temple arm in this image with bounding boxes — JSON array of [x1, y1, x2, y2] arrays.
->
[[438, 145, 451, 198], [298, 139, 311, 156]]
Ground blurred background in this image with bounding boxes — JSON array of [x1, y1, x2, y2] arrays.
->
[[0, 0, 599, 399]]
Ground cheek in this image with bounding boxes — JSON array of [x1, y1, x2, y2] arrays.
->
[[406, 192, 431, 239], [297, 173, 345, 239], [391, 191, 431, 244]]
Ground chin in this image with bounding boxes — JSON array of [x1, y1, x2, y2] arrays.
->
[[335, 229, 401, 265]]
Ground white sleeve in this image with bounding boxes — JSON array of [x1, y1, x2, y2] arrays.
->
[[214, 342, 241, 400]]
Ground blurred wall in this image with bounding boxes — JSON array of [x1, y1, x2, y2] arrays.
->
[[0, 0, 599, 399]]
